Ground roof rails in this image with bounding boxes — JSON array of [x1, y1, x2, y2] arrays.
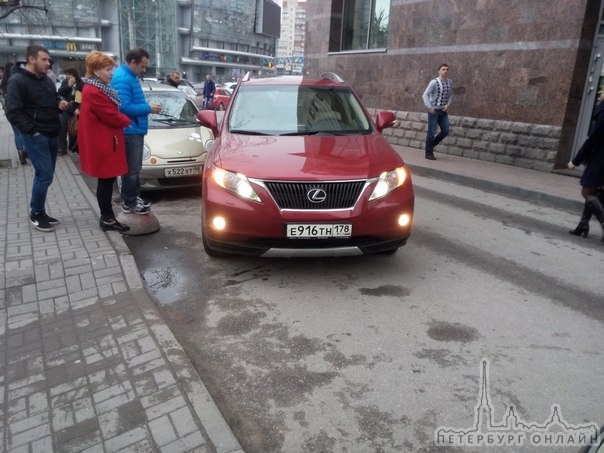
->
[[320, 72, 345, 83]]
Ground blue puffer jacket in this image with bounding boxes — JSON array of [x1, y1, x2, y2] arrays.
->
[[111, 64, 150, 135]]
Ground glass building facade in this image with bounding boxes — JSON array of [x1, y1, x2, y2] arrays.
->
[[0, 0, 279, 84]]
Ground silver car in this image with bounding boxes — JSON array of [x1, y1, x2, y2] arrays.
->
[[135, 81, 214, 191]]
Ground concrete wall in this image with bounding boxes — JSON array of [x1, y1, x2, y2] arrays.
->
[[305, 0, 600, 171]]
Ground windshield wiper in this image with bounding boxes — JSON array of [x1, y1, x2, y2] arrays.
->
[[280, 130, 364, 136], [230, 129, 271, 136], [279, 130, 320, 136], [153, 115, 196, 125]]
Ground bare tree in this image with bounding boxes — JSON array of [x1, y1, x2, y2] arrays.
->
[[0, 3, 47, 21]]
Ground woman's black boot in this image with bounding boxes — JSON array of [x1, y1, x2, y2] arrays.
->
[[587, 198, 604, 242], [100, 217, 130, 233], [569, 203, 591, 237]]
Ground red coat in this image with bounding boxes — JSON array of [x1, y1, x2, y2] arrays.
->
[[78, 84, 131, 178]]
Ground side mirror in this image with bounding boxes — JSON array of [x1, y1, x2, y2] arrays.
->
[[197, 110, 219, 137], [375, 111, 397, 133]]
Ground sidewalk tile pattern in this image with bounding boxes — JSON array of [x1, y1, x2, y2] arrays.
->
[[0, 116, 243, 453]]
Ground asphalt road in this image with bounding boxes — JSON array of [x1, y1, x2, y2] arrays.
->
[[123, 175, 604, 453]]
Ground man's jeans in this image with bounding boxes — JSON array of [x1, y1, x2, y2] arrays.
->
[[11, 124, 25, 152], [425, 109, 450, 155], [121, 134, 145, 208], [204, 96, 214, 110], [22, 133, 58, 214]]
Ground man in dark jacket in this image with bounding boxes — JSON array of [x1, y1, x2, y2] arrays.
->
[[4, 45, 69, 232], [202, 74, 216, 110], [163, 71, 181, 88]]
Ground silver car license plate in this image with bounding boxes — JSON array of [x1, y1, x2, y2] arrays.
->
[[164, 166, 202, 177]]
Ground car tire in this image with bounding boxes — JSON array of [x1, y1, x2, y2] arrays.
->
[[379, 248, 399, 255]]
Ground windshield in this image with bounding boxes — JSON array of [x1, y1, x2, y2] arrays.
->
[[144, 91, 199, 128], [228, 85, 372, 135]]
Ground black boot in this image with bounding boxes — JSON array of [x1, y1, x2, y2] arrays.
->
[[100, 217, 130, 233], [587, 198, 604, 242], [569, 203, 591, 237]]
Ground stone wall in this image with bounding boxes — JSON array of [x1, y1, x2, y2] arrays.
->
[[305, 0, 598, 172], [376, 110, 562, 172]]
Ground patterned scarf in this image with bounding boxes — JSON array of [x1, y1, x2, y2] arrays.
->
[[83, 75, 121, 107]]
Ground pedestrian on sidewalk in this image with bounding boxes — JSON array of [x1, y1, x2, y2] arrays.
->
[[78, 51, 132, 232], [1, 61, 30, 165], [4, 45, 69, 232], [57, 67, 84, 155], [567, 90, 604, 242], [422, 63, 452, 161], [111, 47, 162, 215]]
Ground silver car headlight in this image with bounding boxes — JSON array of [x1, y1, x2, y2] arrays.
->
[[142, 144, 151, 161], [204, 139, 215, 152], [368, 166, 408, 201], [212, 168, 261, 202]]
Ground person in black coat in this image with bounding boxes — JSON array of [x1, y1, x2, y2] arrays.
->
[[568, 91, 604, 241], [163, 71, 181, 88], [1, 61, 28, 164], [57, 67, 84, 153]]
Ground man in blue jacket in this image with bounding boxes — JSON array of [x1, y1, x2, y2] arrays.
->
[[111, 47, 162, 214]]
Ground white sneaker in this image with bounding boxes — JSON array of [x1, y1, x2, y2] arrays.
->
[[137, 196, 151, 208]]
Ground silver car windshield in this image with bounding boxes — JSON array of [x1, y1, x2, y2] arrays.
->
[[145, 91, 199, 127], [228, 85, 372, 136]]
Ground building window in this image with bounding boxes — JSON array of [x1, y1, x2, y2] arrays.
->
[[329, 0, 390, 52]]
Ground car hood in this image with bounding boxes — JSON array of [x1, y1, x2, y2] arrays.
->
[[213, 134, 405, 180], [146, 126, 209, 159]]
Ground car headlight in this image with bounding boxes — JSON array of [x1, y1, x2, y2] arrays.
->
[[212, 168, 261, 202], [204, 139, 215, 152], [368, 166, 408, 201], [142, 144, 151, 161]]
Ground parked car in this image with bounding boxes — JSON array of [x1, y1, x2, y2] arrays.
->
[[192, 84, 231, 110], [131, 80, 214, 191], [210, 87, 231, 111], [196, 73, 414, 258], [192, 82, 204, 96], [223, 81, 238, 94], [177, 84, 204, 110], [179, 78, 195, 89]]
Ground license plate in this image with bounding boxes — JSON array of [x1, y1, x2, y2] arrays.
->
[[164, 166, 202, 177], [286, 223, 352, 238]]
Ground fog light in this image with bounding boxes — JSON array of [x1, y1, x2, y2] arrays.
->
[[150, 157, 157, 164], [212, 216, 226, 230], [398, 214, 411, 227]]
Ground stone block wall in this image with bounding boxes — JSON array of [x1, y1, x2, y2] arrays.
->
[[376, 110, 562, 172]]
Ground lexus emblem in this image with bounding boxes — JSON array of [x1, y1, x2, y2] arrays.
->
[[307, 188, 327, 203]]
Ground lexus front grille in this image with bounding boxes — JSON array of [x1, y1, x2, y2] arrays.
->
[[263, 180, 367, 210]]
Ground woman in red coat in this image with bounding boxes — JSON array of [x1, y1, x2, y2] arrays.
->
[[78, 51, 132, 232]]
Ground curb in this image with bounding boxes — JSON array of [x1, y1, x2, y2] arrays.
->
[[406, 164, 584, 213]]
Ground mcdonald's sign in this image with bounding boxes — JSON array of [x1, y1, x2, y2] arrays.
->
[[66, 42, 77, 52]]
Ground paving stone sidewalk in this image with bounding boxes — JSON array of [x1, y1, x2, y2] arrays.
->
[[0, 113, 244, 453]]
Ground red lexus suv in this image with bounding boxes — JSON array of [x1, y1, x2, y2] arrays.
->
[[197, 73, 414, 258]]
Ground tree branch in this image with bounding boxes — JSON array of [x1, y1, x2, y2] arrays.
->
[[0, 5, 48, 21]]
